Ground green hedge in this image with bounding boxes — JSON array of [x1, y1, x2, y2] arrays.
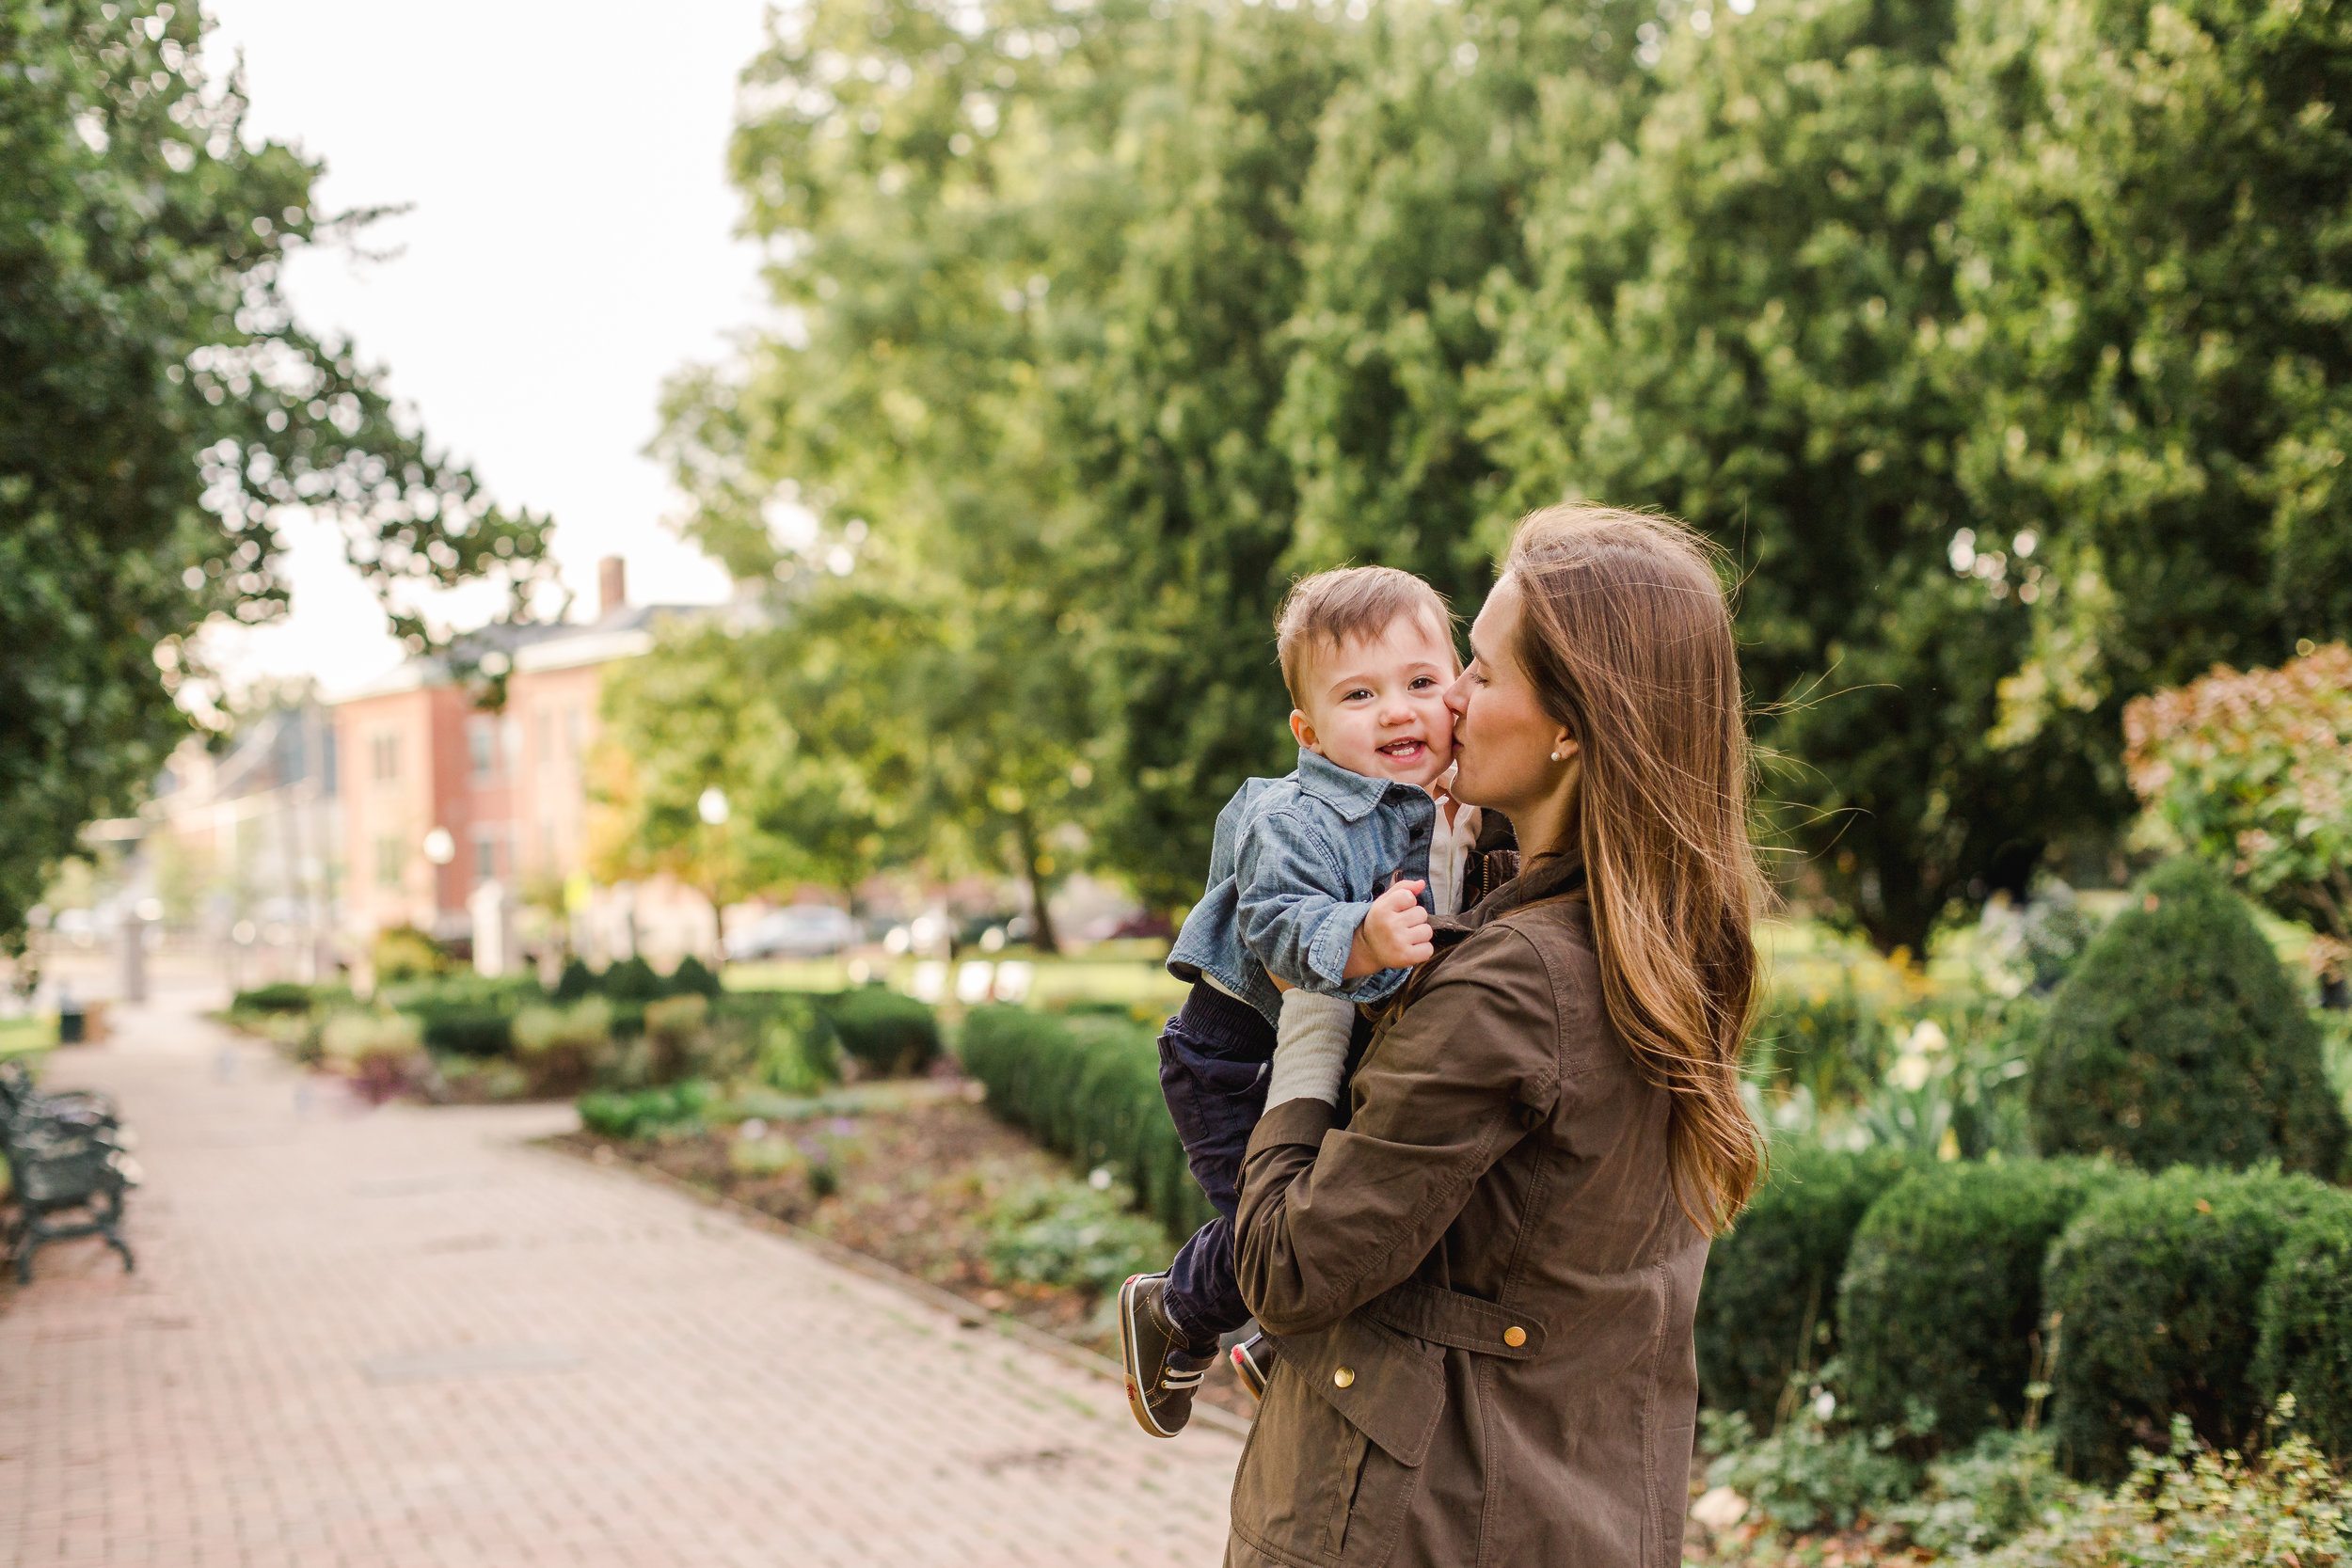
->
[[1697, 1144, 1914, 1429], [230, 981, 317, 1014], [2031, 858, 2347, 1178], [1838, 1159, 2128, 1446], [821, 989, 940, 1077], [2253, 1194, 2352, 1461], [959, 1005, 1212, 1243], [2042, 1164, 2338, 1481], [577, 1080, 716, 1141]]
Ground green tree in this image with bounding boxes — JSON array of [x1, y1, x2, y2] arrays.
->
[[1941, 0, 2352, 761], [1470, 0, 2101, 955], [1, 0, 551, 946], [1276, 0, 1646, 606], [1046, 4, 1356, 908], [590, 609, 916, 922]]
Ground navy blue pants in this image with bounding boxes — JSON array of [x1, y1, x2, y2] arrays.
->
[[1156, 982, 1373, 1348]]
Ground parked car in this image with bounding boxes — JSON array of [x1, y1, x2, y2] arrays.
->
[[727, 905, 862, 960]]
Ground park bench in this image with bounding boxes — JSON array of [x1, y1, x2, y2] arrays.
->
[[0, 1059, 136, 1284]]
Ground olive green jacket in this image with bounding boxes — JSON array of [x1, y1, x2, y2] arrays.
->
[[1228, 854, 1708, 1568]]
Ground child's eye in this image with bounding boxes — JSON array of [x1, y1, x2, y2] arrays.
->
[[1409, 676, 1438, 691], [1343, 689, 1373, 703]]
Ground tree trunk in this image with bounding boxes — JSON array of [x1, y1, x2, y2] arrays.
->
[[1014, 813, 1061, 957]]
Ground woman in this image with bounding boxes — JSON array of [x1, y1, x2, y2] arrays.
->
[[1227, 505, 1765, 1568]]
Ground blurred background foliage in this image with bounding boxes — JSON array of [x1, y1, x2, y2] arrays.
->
[[639, 0, 2352, 955], [0, 0, 554, 949]]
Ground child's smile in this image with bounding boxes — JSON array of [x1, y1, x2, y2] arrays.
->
[[1290, 612, 1459, 791]]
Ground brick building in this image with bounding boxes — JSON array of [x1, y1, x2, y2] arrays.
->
[[332, 557, 704, 956]]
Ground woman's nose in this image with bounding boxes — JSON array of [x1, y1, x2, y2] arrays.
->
[[1443, 668, 1473, 718]]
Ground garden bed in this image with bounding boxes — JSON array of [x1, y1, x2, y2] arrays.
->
[[545, 1080, 1259, 1421]]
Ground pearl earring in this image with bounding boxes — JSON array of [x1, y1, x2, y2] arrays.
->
[[1549, 750, 1564, 762]]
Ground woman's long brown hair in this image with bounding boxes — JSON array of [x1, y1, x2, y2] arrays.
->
[[1505, 504, 1765, 1233]]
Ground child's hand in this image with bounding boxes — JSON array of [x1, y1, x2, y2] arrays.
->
[[1346, 880, 1433, 977]]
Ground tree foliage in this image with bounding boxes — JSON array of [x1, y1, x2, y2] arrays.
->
[[644, 0, 2352, 946], [1, 0, 551, 946]]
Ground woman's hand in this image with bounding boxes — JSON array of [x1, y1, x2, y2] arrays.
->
[[1344, 879, 1433, 978]]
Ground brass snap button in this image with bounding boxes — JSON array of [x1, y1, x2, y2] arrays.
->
[[1502, 1325, 1527, 1349], [1332, 1367, 1356, 1388]]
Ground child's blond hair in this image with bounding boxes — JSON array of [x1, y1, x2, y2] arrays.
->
[[1275, 565, 1455, 708]]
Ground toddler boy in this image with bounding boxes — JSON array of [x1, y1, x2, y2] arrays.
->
[[1118, 565, 1503, 1438]]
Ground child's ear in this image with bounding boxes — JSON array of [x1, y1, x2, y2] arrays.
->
[[1289, 709, 1323, 756]]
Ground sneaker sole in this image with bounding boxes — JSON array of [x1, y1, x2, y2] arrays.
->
[[1118, 1273, 1184, 1440]]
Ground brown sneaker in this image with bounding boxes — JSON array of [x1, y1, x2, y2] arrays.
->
[[1231, 1331, 1279, 1401], [1118, 1273, 1216, 1438]]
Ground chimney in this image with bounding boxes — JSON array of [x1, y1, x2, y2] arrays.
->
[[597, 555, 628, 621]]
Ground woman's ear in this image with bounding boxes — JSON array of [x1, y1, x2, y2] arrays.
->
[[1290, 709, 1324, 756], [1549, 734, 1581, 765]]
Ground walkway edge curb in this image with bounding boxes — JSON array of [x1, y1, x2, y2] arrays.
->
[[531, 1135, 1256, 1442]]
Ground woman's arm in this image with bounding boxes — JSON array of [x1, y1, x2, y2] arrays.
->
[[1232, 926, 1563, 1337]]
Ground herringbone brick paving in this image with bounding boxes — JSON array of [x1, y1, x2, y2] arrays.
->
[[0, 1002, 1238, 1566]]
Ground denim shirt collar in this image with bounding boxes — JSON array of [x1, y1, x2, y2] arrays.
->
[[1293, 745, 1422, 825]]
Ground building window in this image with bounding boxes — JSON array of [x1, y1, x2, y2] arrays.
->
[[471, 825, 506, 888], [565, 705, 585, 759], [373, 834, 404, 890], [371, 731, 400, 786], [467, 715, 501, 782]]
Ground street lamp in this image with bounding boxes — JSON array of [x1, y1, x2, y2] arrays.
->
[[697, 787, 730, 827], [422, 827, 456, 865]]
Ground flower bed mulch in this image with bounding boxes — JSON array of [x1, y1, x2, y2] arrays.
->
[[547, 1081, 1258, 1421]]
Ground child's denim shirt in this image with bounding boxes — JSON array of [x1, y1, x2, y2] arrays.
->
[[1166, 747, 1438, 1029]]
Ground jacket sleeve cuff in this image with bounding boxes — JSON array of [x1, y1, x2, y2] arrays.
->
[[1305, 900, 1374, 990], [1247, 1096, 1339, 1158]]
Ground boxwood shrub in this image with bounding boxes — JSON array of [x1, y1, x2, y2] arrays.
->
[[1696, 1144, 1914, 1429], [821, 989, 940, 1077], [230, 981, 317, 1015], [2029, 857, 2347, 1177], [2042, 1163, 2338, 1481], [2253, 1191, 2352, 1461], [1838, 1158, 2131, 1445], [959, 1005, 1211, 1242]]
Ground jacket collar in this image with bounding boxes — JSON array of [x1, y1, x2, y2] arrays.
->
[[1433, 848, 1587, 948], [1293, 745, 1422, 825]]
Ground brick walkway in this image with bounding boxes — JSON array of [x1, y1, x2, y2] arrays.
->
[[0, 1003, 1238, 1567]]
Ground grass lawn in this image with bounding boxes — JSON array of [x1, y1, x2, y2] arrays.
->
[[725, 951, 1190, 1014], [0, 1014, 56, 1062]]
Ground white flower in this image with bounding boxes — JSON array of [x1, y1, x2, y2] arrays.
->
[[1889, 1053, 1933, 1092], [1906, 1020, 1949, 1055], [1691, 1485, 1748, 1532], [1813, 1390, 1837, 1421], [1088, 1165, 1114, 1192]]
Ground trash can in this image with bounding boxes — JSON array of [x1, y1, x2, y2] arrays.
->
[[57, 1007, 85, 1044]]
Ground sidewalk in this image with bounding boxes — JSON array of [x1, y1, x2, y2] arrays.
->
[[0, 1003, 1238, 1566]]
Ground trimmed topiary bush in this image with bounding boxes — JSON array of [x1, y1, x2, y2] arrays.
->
[[821, 989, 939, 1077], [231, 981, 316, 1014], [2042, 1164, 2337, 1481], [1696, 1144, 1915, 1430], [552, 958, 595, 1002], [404, 1003, 513, 1057], [2030, 857, 2347, 1177], [666, 955, 722, 998], [2253, 1190, 2352, 1462], [1839, 1158, 2131, 1446], [959, 1005, 1212, 1242], [599, 956, 664, 1003]]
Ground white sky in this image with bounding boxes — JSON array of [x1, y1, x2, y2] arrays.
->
[[198, 1, 771, 698]]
